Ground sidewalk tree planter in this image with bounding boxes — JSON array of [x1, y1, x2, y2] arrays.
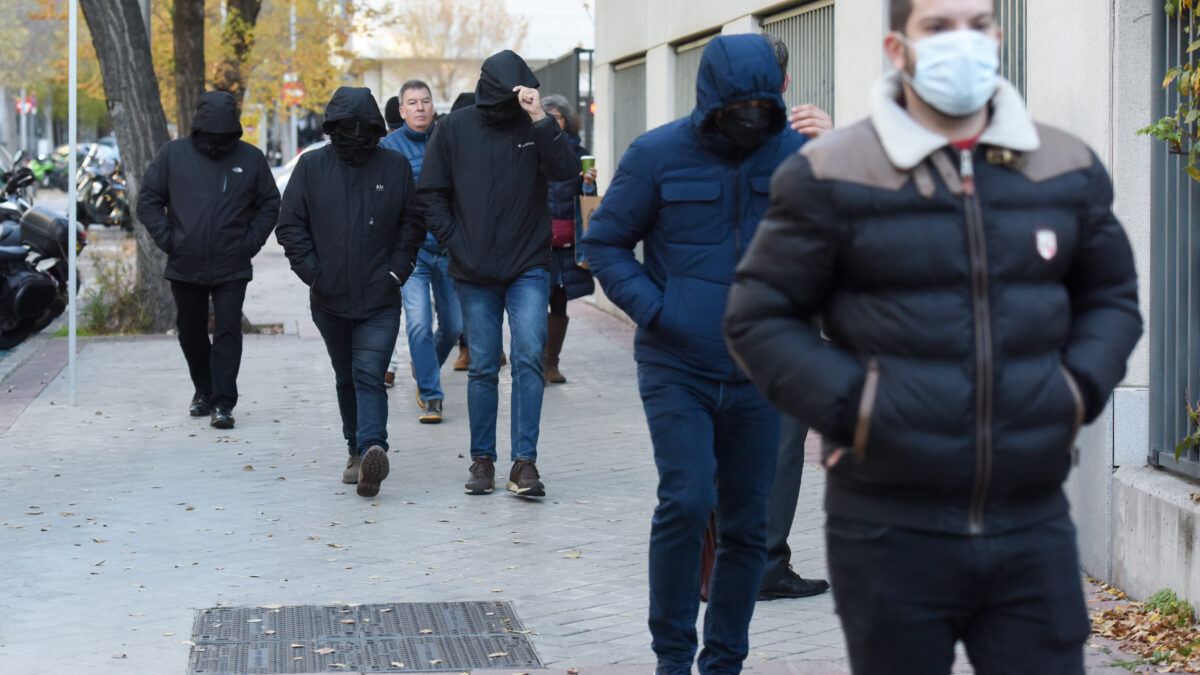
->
[[79, 0, 174, 332]]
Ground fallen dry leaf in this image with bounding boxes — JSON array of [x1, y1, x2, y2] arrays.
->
[[391, 662, 405, 668], [419, 628, 433, 634], [291, 643, 304, 648], [243, 465, 254, 471], [563, 550, 582, 558], [314, 647, 336, 655], [92, 538, 106, 543], [488, 651, 509, 658]]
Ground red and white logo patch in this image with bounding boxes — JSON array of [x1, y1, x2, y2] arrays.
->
[[1035, 229, 1058, 261]]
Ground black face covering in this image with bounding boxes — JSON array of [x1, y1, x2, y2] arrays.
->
[[191, 131, 240, 159], [715, 105, 774, 152], [329, 121, 381, 166], [477, 97, 527, 129]]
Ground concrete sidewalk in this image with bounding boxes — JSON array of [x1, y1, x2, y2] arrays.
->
[[0, 237, 1136, 674]]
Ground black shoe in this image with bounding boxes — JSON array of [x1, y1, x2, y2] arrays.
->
[[419, 399, 443, 424], [464, 456, 495, 495], [507, 458, 545, 497], [210, 406, 235, 430], [757, 566, 830, 600], [190, 392, 211, 417]]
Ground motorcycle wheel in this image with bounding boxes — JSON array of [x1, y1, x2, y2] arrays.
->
[[0, 320, 34, 349]]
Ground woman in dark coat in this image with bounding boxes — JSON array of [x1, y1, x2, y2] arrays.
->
[[541, 94, 596, 383]]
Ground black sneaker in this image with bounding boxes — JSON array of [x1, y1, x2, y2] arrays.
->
[[210, 406, 235, 429], [507, 458, 545, 497], [465, 457, 495, 495], [357, 446, 389, 498], [190, 392, 211, 417], [757, 566, 830, 601], [419, 399, 443, 424]]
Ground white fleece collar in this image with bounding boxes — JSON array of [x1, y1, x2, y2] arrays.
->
[[869, 71, 1040, 170]]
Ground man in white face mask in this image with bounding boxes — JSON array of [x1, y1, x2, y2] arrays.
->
[[723, 0, 1143, 673]]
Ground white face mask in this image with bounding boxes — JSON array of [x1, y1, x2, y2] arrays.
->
[[899, 30, 1000, 117]]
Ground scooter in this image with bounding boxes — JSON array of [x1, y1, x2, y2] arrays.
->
[[75, 144, 130, 231], [0, 167, 87, 349]]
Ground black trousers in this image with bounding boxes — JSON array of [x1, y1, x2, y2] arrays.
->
[[171, 279, 247, 409], [762, 414, 808, 580], [826, 514, 1089, 675]]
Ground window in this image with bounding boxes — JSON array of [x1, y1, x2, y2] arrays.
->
[[673, 33, 718, 120], [996, 0, 1027, 99], [762, 0, 835, 119], [612, 57, 647, 162]]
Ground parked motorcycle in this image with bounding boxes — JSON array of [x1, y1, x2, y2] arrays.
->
[[75, 143, 130, 231], [0, 167, 87, 349], [26, 153, 69, 192]]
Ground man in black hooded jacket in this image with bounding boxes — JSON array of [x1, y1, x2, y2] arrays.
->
[[419, 50, 579, 498], [275, 87, 426, 498], [138, 91, 281, 430]]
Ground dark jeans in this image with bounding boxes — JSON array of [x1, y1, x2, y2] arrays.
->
[[456, 268, 549, 462], [763, 415, 809, 580], [310, 303, 402, 456], [637, 362, 779, 675], [170, 279, 247, 409], [826, 514, 1090, 675]]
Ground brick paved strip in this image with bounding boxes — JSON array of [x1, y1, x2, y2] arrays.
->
[[0, 339, 72, 436]]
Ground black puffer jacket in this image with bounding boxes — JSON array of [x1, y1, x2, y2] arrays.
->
[[137, 91, 280, 285], [724, 74, 1142, 536], [418, 50, 580, 285], [275, 87, 426, 319]]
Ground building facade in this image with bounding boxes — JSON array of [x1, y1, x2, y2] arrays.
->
[[593, 0, 1200, 605]]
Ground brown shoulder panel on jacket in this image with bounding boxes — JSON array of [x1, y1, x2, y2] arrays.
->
[[800, 120, 910, 192], [1016, 124, 1095, 183]]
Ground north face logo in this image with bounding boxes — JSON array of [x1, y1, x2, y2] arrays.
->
[[376, 184, 385, 191]]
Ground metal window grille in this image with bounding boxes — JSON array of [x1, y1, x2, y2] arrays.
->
[[532, 48, 595, 150], [762, 0, 835, 119], [674, 34, 718, 120], [996, 0, 1027, 99], [612, 57, 647, 162], [1149, 8, 1200, 480]]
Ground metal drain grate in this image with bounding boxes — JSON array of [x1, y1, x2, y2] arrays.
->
[[186, 602, 541, 674]]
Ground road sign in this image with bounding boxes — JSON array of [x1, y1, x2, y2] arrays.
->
[[281, 82, 305, 106]]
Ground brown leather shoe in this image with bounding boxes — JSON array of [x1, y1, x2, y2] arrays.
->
[[356, 446, 389, 498], [453, 346, 470, 371], [342, 454, 361, 484], [500, 350, 508, 367], [507, 458, 545, 497]]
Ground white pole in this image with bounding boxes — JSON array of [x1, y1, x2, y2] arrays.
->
[[68, 0, 78, 406], [19, 87, 27, 154]]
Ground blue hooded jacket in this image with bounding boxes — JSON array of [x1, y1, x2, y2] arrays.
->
[[380, 123, 439, 254], [582, 34, 808, 381]]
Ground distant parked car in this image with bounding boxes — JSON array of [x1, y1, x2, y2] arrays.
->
[[272, 140, 329, 193]]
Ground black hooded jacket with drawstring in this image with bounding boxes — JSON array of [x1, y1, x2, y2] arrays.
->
[[137, 91, 281, 285], [418, 50, 580, 285], [274, 87, 427, 319]]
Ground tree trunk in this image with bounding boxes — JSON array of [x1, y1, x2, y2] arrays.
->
[[173, 0, 205, 137], [80, 0, 174, 332], [212, 0, 262, 103]]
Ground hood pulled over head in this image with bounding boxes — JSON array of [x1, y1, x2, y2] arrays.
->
[[322, 86, 387, 166], [475, 50, 539, 129], [190, 91, 243, 159], [691, 35, 786, 155]]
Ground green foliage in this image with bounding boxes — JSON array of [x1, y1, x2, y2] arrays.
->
[[1146, 589, 1198, 628], [80, 248, 153, 335], [1141, 2, 1200, 183], [1175, 390, 1200, 461]]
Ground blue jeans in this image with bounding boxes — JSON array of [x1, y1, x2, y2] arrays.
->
[[393, 248, 462, 401], [456, 268, 549, 462], [637, 362, 780, 675], [826, 514, 1089, 674], [311, 303, 402, 456]]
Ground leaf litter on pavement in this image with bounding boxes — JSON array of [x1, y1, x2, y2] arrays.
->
[[1090, 582, 1200, 672]]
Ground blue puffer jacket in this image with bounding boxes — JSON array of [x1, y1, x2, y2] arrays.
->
[[583, 34, 807, 381], [380, 124, 439, 254]]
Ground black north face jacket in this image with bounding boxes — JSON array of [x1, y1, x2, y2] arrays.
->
[[724, 74, 1143, 536], [138, 91, 280, 285], [275, 87, 426, 319]]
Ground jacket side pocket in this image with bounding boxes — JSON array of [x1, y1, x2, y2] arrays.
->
[[1060, 364, 1085, 455], [852, 359, 880, 460]]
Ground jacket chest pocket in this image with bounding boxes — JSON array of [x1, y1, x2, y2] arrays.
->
[[660, 181, 722, 244]]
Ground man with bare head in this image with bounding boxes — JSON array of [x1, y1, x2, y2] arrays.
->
[[725, 1, 1142, 672]]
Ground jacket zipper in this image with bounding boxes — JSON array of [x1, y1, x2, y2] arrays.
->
[[960, 147, 993, 536], [731, 169, 743, 380]]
